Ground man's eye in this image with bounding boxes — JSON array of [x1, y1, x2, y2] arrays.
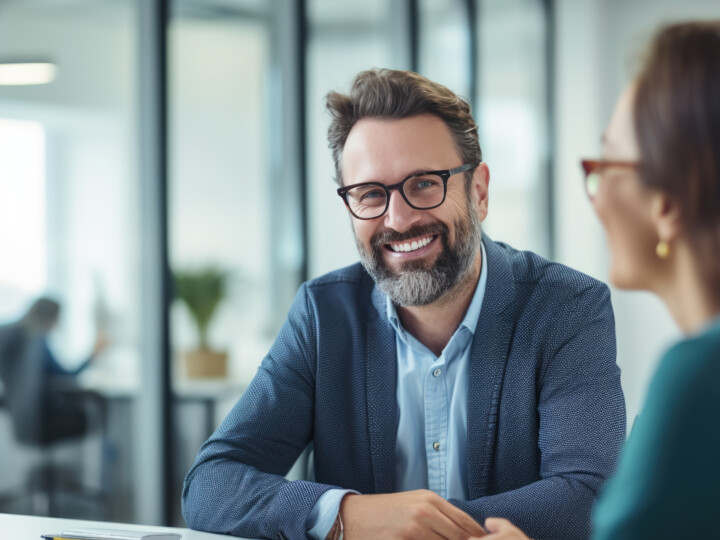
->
[[409, 177, 441, 191], [359, 189, 385, 201]]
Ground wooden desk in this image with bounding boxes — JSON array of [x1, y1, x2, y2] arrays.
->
[[0, 512, 252, 539]]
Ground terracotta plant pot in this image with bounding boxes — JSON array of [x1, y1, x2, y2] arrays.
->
[[184, 349, 228, 379]]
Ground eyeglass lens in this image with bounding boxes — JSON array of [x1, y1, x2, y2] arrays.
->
[[345, 173, 445, 219], [586, 171, 601, 198]]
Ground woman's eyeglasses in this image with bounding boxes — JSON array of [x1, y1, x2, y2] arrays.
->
[[581, 159, 638, 199]]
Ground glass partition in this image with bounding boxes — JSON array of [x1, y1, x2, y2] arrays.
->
[[476, 0, 550, 256], [419, 0, 472, 100], [0, 0, 145, 522], [167, 0, 303, 525]]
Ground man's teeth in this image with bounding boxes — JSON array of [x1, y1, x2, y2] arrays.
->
[[390, 236, 433, 253]]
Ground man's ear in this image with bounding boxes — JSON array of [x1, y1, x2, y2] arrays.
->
[[471, 163, 490, 222], [651, 190, 683, 244]]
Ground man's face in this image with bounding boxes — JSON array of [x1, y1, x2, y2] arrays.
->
[[341, 113, 489, 306]]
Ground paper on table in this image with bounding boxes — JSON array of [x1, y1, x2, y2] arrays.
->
[[52, 528, 181, 540]]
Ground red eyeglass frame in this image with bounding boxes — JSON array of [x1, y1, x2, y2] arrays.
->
[[580, 159, 639, 199]]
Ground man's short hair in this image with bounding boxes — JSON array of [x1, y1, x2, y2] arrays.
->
[[326, 69, 482, 187]]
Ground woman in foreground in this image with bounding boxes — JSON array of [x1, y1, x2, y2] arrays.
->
[[479, 20, 720, 540]]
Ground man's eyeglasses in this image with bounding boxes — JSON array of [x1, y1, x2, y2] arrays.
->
[[337, 163, 478, 220], [581, 159, 638, 200]]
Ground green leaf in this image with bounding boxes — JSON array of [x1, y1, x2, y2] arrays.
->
[[173, 266, 230, 349]]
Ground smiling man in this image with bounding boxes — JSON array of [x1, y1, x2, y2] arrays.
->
[[183, 69, 626, 540]]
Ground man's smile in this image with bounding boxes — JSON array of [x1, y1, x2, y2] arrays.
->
[[385, 234, 437, 253]]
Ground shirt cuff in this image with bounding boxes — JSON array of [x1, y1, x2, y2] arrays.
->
[[307, 488, 358, 540]]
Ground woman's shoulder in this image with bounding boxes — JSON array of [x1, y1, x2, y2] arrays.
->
[[638, 319, 720, 444], [592, 318, 720, 539], [658, 318, 720, 387]]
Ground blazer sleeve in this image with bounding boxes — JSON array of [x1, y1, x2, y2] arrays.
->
[[182, 283, 339, 539], [452, 283, 626, 540]]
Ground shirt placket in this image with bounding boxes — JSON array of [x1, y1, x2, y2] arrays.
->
[[424, 350, 449, 499]]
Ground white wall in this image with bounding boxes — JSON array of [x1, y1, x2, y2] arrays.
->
[[554, 0, 720, 427]]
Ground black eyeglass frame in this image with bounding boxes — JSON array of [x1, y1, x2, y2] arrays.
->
[[336, 162, 479, 220]]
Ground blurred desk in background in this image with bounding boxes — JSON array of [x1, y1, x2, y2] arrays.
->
[[173, 379, 246, 439], [80, 372, 247, 526], [81, 375, 246, 440]]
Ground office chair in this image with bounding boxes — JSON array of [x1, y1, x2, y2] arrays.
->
[[0, 325, 107, 518]]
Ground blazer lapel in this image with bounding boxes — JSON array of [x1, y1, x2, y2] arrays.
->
[[467, 236, 517, 499], [366, 286, 398, 493]]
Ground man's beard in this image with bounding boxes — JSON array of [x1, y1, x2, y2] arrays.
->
[[356, 204, 482, 307]]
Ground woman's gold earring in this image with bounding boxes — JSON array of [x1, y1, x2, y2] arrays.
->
[[656, 240, 670, 259]]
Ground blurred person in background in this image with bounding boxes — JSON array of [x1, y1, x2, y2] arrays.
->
[[0, 297, 108, 445], [480, 20, 720, 540], [184, 69, 626, 540]]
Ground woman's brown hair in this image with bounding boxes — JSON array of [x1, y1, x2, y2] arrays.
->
[[634, 21, 720, 294]]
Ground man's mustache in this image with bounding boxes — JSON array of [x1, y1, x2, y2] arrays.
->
[[370, 223, 449, 248]]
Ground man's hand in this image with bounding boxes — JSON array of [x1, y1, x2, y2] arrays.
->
[[480, 518, 531, 539], [339, 489, 488, 539]]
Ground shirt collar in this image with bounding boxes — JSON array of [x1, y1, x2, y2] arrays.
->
[[386, 240, 488, 338]]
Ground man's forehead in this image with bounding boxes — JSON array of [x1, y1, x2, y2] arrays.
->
[[341, 114, 459, 184]]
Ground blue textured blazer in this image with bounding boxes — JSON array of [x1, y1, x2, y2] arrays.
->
[[183, 237, 626, 540]]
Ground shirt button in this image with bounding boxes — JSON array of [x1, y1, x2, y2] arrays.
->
[[433, 441, 440, 451], [433, 368, 442, 377]]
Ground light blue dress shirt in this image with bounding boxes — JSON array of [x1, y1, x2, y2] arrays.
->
[[308, 242, 488, 539]]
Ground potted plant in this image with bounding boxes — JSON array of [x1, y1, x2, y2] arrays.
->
[[173, 266, 230, 378]]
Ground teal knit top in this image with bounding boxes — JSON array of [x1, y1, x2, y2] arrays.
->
[[593, 317, 720, 539]]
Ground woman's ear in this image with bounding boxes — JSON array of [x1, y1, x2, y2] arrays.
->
[[651, 190, 683, 243]]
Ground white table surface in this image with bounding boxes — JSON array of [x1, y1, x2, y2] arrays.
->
[[0, 513, 253, 539]]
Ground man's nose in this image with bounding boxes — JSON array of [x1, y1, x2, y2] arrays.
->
[[383, 190, 422, 232]]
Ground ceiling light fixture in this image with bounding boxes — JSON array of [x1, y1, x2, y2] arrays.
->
[[0, 62, 57, 86]]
